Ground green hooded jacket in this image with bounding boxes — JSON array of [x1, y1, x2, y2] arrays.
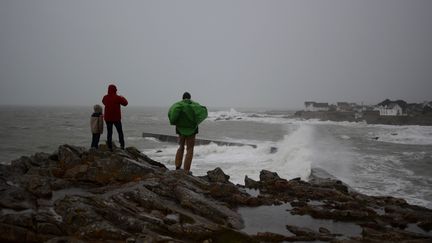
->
[[168, 99, 208, 136]]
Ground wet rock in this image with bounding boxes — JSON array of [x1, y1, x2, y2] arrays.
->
[[0, 223, 41, 243], [174, 186, 244, 229], [1, 144, 431, 242], [319, 227, 331, 234], [29, 152, 52, 167], [0, 185, 37, 210], [125, 147, 167, 169], [129, 231, 181, 243], [21, 176, 53, 198], [79, 221, 131, 240], [362, 226, 431, 242], [418, 220, 432, 231], [82, 157, 156, 184], [244, 176, 259, 188], [286, 224, 318, 236], [10, 156, 33, 174], [259, 170, 280, 183], [37, 222, 63, 235], [290, 200, 307, 207], [207, 167, 230, 183], [58, 145, 85, 169], [209, 229, 258, 243], [285, 225, 335, 241], [255, 232, 287, 242], [45, 237, 85, 243], [0, 212, 34, 229]]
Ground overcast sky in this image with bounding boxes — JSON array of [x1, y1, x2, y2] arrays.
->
[[0, 0, 431, 109]]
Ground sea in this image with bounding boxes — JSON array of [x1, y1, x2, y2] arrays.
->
[[0, 106, 431, 209]]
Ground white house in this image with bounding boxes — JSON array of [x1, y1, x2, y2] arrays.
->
[[375, 103, 405, 116], [304, 102, 329, 112], [336, 102, 351, 112]]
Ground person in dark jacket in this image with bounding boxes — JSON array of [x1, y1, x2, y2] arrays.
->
[[90, 104, 104, 149], [102, 84, 128, 151], [168, 92, 207, 173]]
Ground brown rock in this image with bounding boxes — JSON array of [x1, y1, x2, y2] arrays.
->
[[244, 176, 259, 188], [207, 167, 230, 183], [58, 145, 85, 169], [0, 186, 37, 210], [259, 170, 280, 183]]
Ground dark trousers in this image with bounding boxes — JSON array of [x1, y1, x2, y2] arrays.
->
[[91, 133, 101, 148], [106, 121, 125, 150]]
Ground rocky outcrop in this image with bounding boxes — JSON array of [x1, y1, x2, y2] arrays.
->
[[0, 144, 431, 242], [240, 170, 432, 242]]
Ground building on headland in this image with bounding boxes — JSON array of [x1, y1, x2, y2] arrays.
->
[[374, 99, 407, 116], [304, 102, 330, 112], [336, 102, 352, 112], [298, 99, 432, 125], [375, 104, 404, 116], [422, 101, 432, 114]]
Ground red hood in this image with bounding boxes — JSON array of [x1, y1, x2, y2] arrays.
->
[[108, 84, 117, 95]]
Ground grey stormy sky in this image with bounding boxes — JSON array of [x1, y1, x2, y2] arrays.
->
[[0, 0, 431, 109]]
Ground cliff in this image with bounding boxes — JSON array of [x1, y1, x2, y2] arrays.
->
[[0, 145, 431, 242]]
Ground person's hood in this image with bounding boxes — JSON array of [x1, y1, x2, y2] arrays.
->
[[93, 104, 103, 113], [108, 84, 117, 95]]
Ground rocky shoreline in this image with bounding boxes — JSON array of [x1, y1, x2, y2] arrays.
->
[[0, 145, 431, 242]]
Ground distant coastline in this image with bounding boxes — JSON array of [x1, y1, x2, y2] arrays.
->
[[294, 110, 432, 126], [296, 99, 432, 126]]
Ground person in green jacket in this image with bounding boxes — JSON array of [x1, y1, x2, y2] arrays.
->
[[168, 92, 208, 173]]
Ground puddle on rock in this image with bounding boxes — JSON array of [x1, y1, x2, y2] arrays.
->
[[244, 188, 260, 197], [238, 204, 362, 237], [1, 208, 34, 215], [370, 207, 385, 216], [51, 187, 95, 202], [405, 224, 432, 237]]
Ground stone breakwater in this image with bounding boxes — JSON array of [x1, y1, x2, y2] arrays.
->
[[0, 145, 431, 242]]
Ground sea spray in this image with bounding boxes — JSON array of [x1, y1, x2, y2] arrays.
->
[[269, 124, 314, 180], [144, 124, 316, 184], [307, 124, 356, 186]]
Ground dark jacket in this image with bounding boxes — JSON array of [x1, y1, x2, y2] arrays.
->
[[102, 85, 128, 122]]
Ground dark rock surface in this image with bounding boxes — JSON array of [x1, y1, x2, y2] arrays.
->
[[0, 144, 431, 242]]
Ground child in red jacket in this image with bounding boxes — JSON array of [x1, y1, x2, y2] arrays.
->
[[102, 84, 128, 151]]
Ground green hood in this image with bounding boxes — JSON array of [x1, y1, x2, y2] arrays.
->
[[168, 99, 208, 136]]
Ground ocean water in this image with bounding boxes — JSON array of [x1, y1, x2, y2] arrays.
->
[[0, 106, 431, 209]]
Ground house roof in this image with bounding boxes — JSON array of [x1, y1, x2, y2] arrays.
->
[[377, 99, 407, 110], [314, 103, 329, 108], [337, 102, 349, 106], [304, 101, 329, 108], [387, 103, 401, 109]]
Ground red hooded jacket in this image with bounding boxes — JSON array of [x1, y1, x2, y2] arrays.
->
[[102, 85, 128, 122]]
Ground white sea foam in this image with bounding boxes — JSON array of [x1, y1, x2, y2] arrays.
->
[[353, 153, 432, 208], [145, 124, 318, 184], [370, 125, 432, 145], [127, 136, 144, 141], [143, 109, 432, 208], [210, 108, 432, 146], [208, 108, 290, 124]]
